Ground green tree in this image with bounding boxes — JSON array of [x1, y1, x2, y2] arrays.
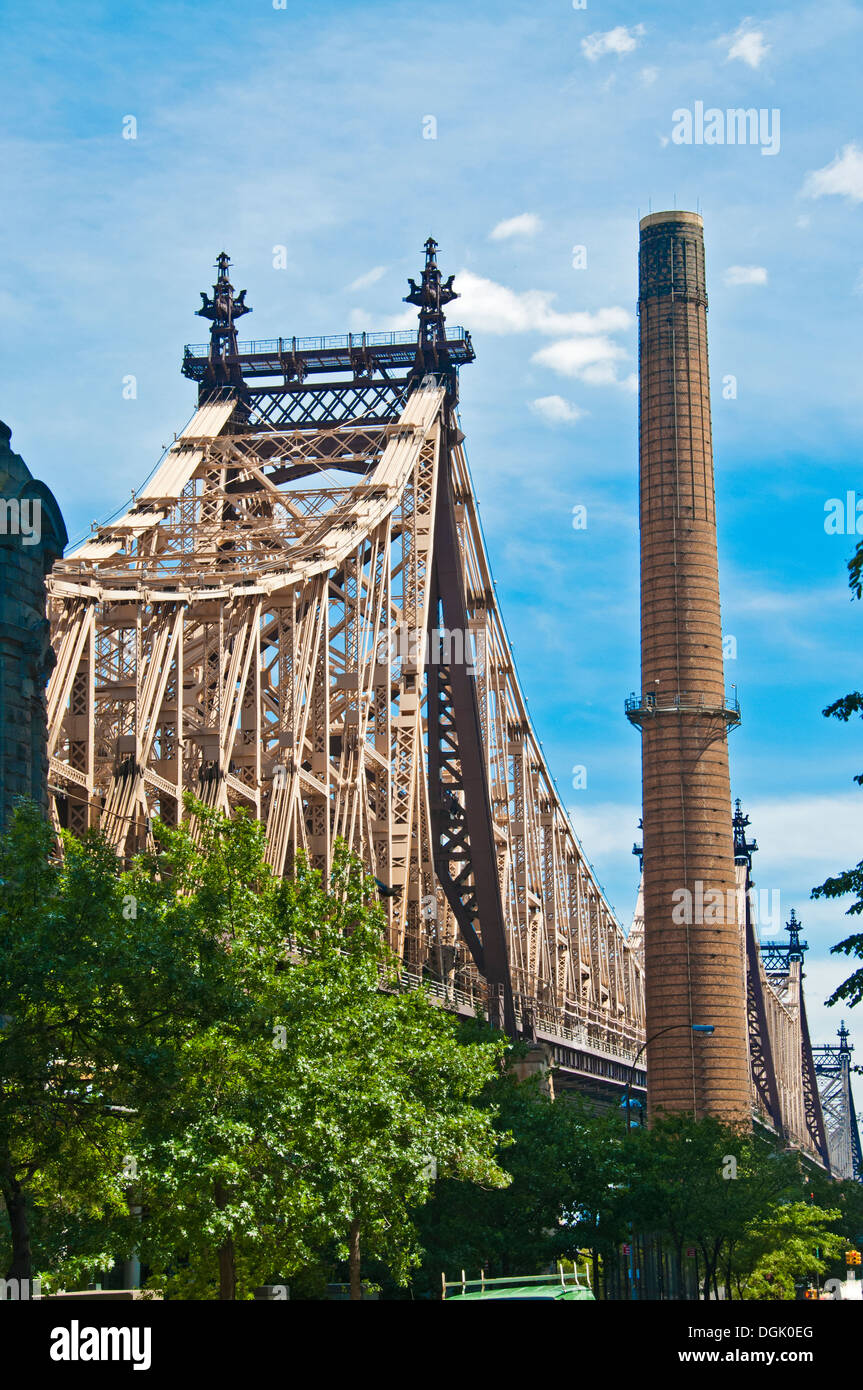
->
[[731, 1201, 843, 1300], [623, 1113, 808, 1299], [126, 799, 310, 1300], [131, 800, 508, 1300], [0, 802, 208, 1283], [412, 1069, 627, 1296]]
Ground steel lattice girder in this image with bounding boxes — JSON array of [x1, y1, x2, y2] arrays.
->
[[813, 1046, 863, 1180], [734, 863, 830, 1165], [47, 384, 645, 1062]]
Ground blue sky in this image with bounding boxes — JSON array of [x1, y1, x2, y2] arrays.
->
[[2, 0, 863, 1050]]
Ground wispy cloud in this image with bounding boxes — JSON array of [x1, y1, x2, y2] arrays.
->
[[724, 265, 768, 287], [453, 271, 630, 337], [532, 335, 630, 387], [802, 143, 863, 202], [446, 269, 635, 388], [566, 802, 641, 860], [731, 583, 839, 618], [347, 265, 387, 291], [581, 23, 645, 63], [747, 794, 862, 875], [349, 271, 631, 344], [348, 306, 414, 332], [489, 213, 542, 241], [530, 395, 585, 425], [724, 19, 770, 69]]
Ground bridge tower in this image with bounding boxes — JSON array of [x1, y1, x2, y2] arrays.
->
[[627, 212, 750, 1124], [814, 1023, 863, 1181], [45, 239, 645, 1062]]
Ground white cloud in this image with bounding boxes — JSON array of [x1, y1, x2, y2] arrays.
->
[[748, 794, 862, 877], [802, 143, 863, 203], [725, 19, 770, 69], [532, 335, 628, 385], [453, 270, 631, 338], [640, 66, 658, 85], [348, 305, 415, 332], [567, 802, 641, 860], [490, 213, 542, 241], [794, 957, 857, 1050], [724, 265, 768, 287], [732, 584, 836, 617], [581, 23, 645, 63], [347, 265, 387, 291], [529, 395, 585, 425], [564, 793, 863, 1041], [349, 270, 634, 387], [740, 791, 863, 1035]]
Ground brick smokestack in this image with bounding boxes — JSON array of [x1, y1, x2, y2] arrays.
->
[[628, 211, 750, 1124]]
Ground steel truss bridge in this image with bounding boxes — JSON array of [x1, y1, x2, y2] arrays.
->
[[44, 243, 858, 1169], [813, 1024, 863, 1180]]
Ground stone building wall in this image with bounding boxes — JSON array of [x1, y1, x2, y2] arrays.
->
[[0, 421, 67, 829]]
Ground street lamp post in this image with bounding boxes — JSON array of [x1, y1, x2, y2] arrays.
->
[[622, 1023, 715, 1134]]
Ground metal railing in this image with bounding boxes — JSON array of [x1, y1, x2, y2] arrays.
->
[[625, 689, 740, 718], [183, 327, 470, 358], [399, 971, 642, 1064]]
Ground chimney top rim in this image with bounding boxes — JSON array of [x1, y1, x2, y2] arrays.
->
[[639, 210, 703, 232]]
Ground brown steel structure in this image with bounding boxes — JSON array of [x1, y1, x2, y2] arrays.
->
[[733, 808, 829, 1162], [813, 1024, 863, 1180], [627, 211, 751, 1124], [43, 233, 833, 1153], [45, 242, 644, 1085]]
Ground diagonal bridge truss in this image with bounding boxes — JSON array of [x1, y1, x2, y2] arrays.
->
[[46, 243, 645, 1083]]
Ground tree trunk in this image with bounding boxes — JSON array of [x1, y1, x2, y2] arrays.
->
[[1, 1159, 31, 1283], [214, 1182, 235, 1301], [348, 1217, 362, 1301], [218, 1238, 235, 1301]]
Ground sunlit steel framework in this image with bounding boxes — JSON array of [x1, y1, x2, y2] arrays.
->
[[813, 1024, 863, 1181], [732, 805, 830, 1164], [45, 243, 645, 1086]]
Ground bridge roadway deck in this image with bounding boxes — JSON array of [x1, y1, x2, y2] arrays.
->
[[402, 969, 646, 1105]]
